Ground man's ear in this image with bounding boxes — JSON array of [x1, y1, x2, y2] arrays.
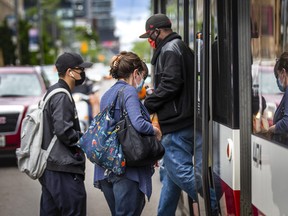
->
[[66, 68, 74, 77]]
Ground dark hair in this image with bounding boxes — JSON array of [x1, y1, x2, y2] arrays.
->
[[58, 72, 65, 78], [274, 52, 288, 78], [110, 51, 144, 79]]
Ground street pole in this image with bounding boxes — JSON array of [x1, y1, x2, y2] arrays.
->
[[14, 0, 21, 65], [37, 0, 44, 65]]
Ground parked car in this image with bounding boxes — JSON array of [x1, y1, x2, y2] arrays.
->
[[37, 65, 59, 86], [0, 66, 49, 158]]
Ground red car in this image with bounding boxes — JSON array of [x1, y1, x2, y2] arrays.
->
[[0, 66, 49, 158]]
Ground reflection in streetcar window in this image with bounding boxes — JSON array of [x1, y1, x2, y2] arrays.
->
[[252, 65, 283, 128], [251, 0, 288, 139]]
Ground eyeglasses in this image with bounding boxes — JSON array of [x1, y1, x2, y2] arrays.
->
[[71, 67, 85, 74]]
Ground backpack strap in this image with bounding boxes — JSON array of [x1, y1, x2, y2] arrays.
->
[[40, 88, 73, 152], [47, 135, 57, 153], [40, 88, 72, 109]]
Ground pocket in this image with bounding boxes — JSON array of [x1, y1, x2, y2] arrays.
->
[[158, 101, 178, 121], [72, 173, 84, 183]]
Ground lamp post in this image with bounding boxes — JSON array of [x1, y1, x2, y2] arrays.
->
[[14, 0, 21, 65], [37, 0, 44, 65]]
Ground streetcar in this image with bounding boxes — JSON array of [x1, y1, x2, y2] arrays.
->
[[151, 0, 288, 215]]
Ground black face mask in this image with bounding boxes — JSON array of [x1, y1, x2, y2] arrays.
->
[[75, 72, 86, 86]]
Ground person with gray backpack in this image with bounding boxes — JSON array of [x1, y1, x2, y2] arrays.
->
[[34, 52, 92, 216]]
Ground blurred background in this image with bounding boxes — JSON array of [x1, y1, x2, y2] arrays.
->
[[0, 0, 151, 66]]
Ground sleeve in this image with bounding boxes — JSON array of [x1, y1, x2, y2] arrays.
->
[[275, 93, 288, 133], [51, 93, 81, 146], [144, 51, 184, 113], [123, 87, 154, 135]]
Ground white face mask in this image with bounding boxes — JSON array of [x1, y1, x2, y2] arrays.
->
[[136, 78, 145, 92]]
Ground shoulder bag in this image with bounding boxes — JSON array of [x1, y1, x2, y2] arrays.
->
[[77, 92, 126, 175], [116, 90, 165, 167]]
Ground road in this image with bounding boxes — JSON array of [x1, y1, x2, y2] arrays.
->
[[0, 157, 165, 216]]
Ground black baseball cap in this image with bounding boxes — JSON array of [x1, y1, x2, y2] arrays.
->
[[139, 14, 172, 38], [55, 52, 93, 73]]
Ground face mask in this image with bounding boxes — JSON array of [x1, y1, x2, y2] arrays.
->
[[148, 38, 156, 49], [136, 78, 145, 92], [148, 30, 161, 49], [75, 72, 86, 86], [277, 77, 285, 92]]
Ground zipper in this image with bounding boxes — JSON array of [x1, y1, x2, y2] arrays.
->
[[173, 101, 177, 113]]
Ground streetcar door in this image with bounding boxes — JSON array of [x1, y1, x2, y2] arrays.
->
[[193, 0, 224, 215], [209, 0, 241, 215]]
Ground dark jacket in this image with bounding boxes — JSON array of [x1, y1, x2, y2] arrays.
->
[[274, 88, 288, 133], [144, 32, 195, 134], [42, 79, 85, 175]]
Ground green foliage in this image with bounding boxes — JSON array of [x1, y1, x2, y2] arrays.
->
[[19, 20, 31, 65], [24, 0, 62, 65], [74, 26, 101, 62], [0, 20, 16, 65], [132, 41, 151, 62], [0, 0, 102, 65], [75, 26, 99, 42]]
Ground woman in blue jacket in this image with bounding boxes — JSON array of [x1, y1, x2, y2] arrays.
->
[[94, 51, 161, 216], [269, 51, 288, 133]]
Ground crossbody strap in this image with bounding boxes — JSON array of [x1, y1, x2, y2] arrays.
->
[[118, 87, 127, 119]]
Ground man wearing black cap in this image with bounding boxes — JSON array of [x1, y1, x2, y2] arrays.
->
[[140, 14, 217, 215], [39, 52, 92, 216]]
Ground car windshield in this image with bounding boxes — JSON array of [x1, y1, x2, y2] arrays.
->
[[0, 73, 42, 97]]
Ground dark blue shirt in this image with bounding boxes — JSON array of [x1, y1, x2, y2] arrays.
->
[[274, 88, 288, 133], [94, 80, 154, 199]]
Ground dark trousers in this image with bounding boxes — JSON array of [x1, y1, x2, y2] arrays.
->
[[39, 170, 86, 216]]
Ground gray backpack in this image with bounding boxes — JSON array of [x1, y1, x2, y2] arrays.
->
[[16, 88, 72, 180]]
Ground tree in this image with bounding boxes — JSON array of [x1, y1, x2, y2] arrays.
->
[[25, 0, 62, 65], [19, 19, 32, 65], [132, 41, 151, 62], [74, 26, 101, 62], [0, 20, 16, 65]]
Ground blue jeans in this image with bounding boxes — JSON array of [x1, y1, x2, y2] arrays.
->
[[158, 126, 216, 215], [99, 175, 145, 216]]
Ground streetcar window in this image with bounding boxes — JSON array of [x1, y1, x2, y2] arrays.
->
[[251, 0, 288, 143], [212, 0, 239, 128], [166, 0, 185, 39]]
